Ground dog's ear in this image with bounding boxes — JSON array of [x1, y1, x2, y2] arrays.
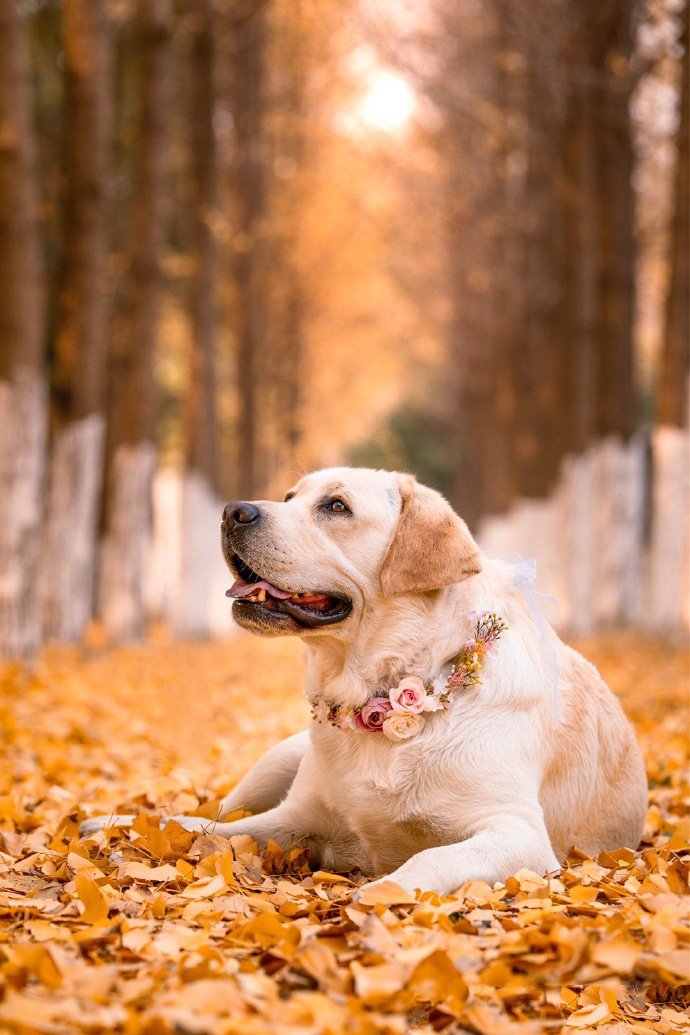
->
[[380, 474, 481, 596]]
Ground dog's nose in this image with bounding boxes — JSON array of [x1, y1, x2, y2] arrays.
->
[[223, 502, 261, 530]]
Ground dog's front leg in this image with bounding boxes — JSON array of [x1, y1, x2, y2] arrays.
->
[[362, 813, 561, 898], [217, 729, 311, 816], [141, 804, 363, 872], [170, 803, 302, 842], [80, 731, 311, 838]]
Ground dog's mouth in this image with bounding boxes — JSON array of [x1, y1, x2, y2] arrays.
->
[[226, 553, 352, 631]]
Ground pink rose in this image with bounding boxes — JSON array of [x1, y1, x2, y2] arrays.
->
[[389, 676, 427, 713], [355, 697, 392, 732]]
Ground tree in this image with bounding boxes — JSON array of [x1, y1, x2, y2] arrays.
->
[[0, 2, 45, 380], [593, 0, 637, 441], [185, 0, 219, 490], [53, 0, 112, 424], [99, 0, 171, 640], [228, 0, 269, 499], [0, 0, 47, 659], [658, 0, 689, 428], [109, 0, 171, 454], [39, 0, 113, 641]]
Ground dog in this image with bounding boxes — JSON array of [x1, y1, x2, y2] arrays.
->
[[82, 467, 648, 896]]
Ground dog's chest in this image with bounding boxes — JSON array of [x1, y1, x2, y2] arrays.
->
[[313, 733, 458, 870]]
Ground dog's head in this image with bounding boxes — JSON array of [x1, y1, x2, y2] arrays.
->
[[223, 467, 481, 637]]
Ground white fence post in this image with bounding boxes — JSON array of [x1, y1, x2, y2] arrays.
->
[[37, 415, 105, 641], [99, 442, 157, 640], [0, 369, 47, 659], [646, 426, 690, 633], [477, 435, 649, 636], [173, 471, 232, 637]]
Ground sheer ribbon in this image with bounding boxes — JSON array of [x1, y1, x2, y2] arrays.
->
[[506, 553, 562, 720]]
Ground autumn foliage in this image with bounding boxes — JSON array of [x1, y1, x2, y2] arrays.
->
[[0, 633, 687, 1033]]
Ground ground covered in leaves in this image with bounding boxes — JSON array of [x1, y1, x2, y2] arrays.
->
[[0, 630, 688, 1034]]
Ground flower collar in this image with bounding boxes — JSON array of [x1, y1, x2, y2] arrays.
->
[[309, 612, 507, 741]]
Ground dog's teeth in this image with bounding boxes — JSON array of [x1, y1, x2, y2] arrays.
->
[[257, 589, 266, 602]]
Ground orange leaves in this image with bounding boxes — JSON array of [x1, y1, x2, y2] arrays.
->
[[356, 880, 418, 906], [0, 633, 688, 1033], [406, 949, 469, 1013], [75, 871, 109, 924], [131, 815, 195, 859], [3, 943, 63, 989]]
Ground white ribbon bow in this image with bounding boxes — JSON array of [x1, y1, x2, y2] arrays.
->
[[506, 553, 561, 720]]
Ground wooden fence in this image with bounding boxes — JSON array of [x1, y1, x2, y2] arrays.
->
[[0, 370, 688, 657]]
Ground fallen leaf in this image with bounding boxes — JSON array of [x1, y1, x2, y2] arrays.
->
[[75, 871, 109, 924]]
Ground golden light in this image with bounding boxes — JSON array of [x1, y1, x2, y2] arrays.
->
[[357, 68, 416, 133], [338, 45, 417, 136]]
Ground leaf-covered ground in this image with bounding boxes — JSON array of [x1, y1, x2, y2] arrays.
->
[[0, 630, 688, 1034]]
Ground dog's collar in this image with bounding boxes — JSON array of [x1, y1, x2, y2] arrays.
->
[[309, 612, 507, 741]]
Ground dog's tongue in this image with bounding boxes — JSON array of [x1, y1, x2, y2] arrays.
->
[[226, 578, 292, 600]]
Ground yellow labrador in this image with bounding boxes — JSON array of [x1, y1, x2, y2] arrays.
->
[[82, 468, 647, 896]]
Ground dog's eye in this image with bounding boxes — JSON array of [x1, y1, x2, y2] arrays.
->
[[322, 498, 350, 515], [284, 491, 296, 502]]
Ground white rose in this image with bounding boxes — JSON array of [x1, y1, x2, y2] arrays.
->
[[382, 711, 426, 741]]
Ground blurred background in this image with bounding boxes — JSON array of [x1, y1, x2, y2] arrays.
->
[[0, 0, 687, 657]]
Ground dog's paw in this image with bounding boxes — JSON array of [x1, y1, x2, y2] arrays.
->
[[80, 813, 229, 839], [80, 814, 135, 838]]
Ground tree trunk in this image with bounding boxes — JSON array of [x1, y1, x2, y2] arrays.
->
[[514, 14, 566, 499], [0, 2, 47, 659], [0, 2, 45, 378], [109, 0, 170, 452], [658, 1, 689, 428], [647, 5, 689, 635], [229, 1, 268, 500], [594, 7, 636, 440], [53, 0, 112, 423], [442, 2, 509, 528], [42, 0, 112, 642], [561, 69, 600, 455], [185, 0, 219, 491], [173, 0, 224, 638], [101, 0, 171, 641]]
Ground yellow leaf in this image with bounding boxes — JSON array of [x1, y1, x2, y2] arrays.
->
[[228, 833, 260, 858], [181, 874, 226, 899], [406, 950, 468, 1013], [591, 935, 641, 973], [351, 960, 407, 1004], [561, 986, 580, 1011], [566, 1003, 611, 1027], [191, 798, 226, 820], [175, 859, 195, 882], [122, 861, 179, 883], [151, 894, 166, 918], [311, 870, 350, 885], [641, 949, 690, 983], [76, 871, 109, 924], [217, 850, 237, 887], [7, 945, 62, 989], [356, 880, 418, 906], [570, 884, 600, 904]]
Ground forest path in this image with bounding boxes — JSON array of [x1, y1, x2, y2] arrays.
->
[[0, 632, 687, 1032]]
